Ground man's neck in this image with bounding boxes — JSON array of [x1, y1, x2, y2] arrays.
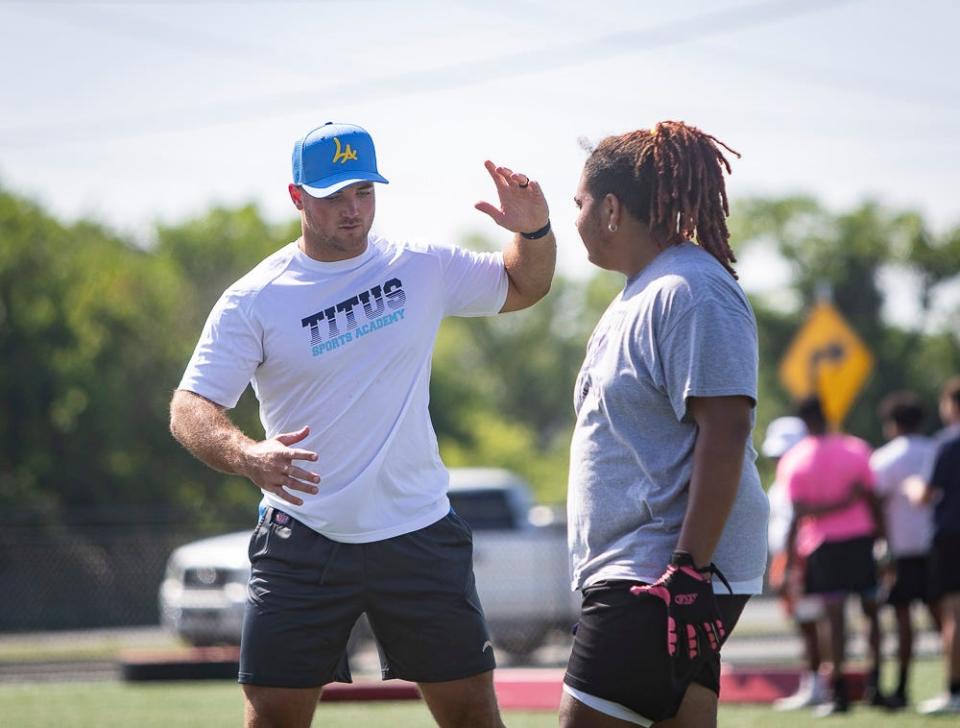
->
[[298, 235, 368, 263]]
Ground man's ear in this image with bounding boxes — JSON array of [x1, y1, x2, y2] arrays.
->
[[288, 183, 304, 210]]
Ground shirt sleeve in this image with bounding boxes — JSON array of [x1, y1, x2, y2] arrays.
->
[[767, 480, 794, 552], [779, 454, 805, 504], [851, 438, 876, 488], [659, 298, 758, 423], [930, 441, 959, 493], [923, 432, 954, 482], [870, 452, 895, 497], [433, 244, 508, 317], [177, 288, 263, 409]]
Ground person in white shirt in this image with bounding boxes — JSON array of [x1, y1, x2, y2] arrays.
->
[[870, 391, 940, 709], [169, 122, 555, 728]]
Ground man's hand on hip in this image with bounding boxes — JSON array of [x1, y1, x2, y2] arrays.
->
[[241, 425, 320, 506]]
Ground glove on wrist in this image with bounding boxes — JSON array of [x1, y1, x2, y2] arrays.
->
[[630, 551, 732, 660]]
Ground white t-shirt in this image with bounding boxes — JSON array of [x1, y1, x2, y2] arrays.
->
[[870, 434, 936, 557], [767, 479, 793, 554], [179, 236, 508, 543]]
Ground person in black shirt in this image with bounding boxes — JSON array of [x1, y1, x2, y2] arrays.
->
[[916, 378, 960, 715]]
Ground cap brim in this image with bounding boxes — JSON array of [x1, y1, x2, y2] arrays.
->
[[761, 438, 786, 457], [301, 172, 389, 199]]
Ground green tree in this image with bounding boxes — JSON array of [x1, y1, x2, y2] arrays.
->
[[731, 197, 960, 447], [0, 189, 186, 515], [430, 239, 622, 503], [151, 205, 302, 518]]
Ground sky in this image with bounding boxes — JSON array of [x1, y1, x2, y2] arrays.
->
[[2, 0, 959, 326]]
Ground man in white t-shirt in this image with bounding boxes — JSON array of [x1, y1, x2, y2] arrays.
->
[[169, 122, 555, 728], [870, 391, 939, 709]]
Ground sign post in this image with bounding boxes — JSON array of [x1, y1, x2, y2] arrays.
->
[[779, 301, 874, 427]]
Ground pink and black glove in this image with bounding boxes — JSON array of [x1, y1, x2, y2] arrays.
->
[[630, 551, 732, 660]]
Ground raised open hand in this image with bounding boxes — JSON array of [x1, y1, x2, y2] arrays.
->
[[474, 160, 549, 235]]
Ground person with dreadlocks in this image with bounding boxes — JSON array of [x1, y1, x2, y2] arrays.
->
[[560, 121, 768, 728]]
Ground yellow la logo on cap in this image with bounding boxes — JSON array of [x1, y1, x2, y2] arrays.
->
[[332, 137, 358, 164]]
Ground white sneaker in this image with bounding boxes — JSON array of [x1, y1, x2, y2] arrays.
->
[[774, 672, 829, 711], [810, 673, 830, 704], [918, 693, 960, 715]]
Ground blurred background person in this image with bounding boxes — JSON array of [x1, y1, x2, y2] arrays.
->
[[933, 376, 960, 446], [911, 377, 960, 715], [781, 396, 886, 716], [763, 416, 829, 710], [870, 391, 940, 710]]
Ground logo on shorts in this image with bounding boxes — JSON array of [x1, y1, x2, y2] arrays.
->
[[481, 640, 493, 653], [269, 510, 293, 538], [674, 593, 697, 606]]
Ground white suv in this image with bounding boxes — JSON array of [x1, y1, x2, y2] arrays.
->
[[159, 468, 574, 654]]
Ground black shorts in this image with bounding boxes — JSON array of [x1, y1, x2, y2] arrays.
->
[[238, 508, 495, 688], [804, 536, 878, 596], [886, 555, 935, 606], [563, 580, 749, 724], [931, 531, 960, 597]]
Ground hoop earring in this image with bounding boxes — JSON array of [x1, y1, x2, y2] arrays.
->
[[608, 223, 618, 233]]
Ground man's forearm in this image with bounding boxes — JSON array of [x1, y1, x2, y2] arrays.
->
[[500, 231, 556, 312], [169, 390, 253, 478], [171, 390, 319, 506]]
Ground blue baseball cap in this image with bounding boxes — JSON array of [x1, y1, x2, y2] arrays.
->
[[292, 122, 389, 198]]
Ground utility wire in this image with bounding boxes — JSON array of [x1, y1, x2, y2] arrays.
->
[[690, 39, 960, 110], [28, 3, 311, 75], [1, 0, 865, 148]]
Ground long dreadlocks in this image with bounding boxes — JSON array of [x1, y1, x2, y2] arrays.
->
[[582, 121, 741, 277]]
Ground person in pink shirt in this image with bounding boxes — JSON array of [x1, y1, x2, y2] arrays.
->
[[781, 396, 887, 716]]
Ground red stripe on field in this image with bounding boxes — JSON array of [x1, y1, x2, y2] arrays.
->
[[320, 682, 420, 702], [119, 650, 867, 710], [320, 667, 866, 709]]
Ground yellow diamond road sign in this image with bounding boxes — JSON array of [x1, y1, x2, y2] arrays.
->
[[779, 301, 874, 426]]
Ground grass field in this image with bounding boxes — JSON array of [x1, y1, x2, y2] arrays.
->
[[0, 659, 951, 727]]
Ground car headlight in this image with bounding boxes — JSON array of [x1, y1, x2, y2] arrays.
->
[[225, 582, 247, 603]]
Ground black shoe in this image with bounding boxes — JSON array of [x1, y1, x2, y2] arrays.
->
[[863, 685, 887, 707], [882, 692, 907, 711]]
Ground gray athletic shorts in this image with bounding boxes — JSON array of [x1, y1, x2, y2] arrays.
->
[[238, 507, 495, 688]]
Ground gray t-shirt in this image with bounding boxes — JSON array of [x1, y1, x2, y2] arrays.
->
[[568, 243, 769, 594]]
